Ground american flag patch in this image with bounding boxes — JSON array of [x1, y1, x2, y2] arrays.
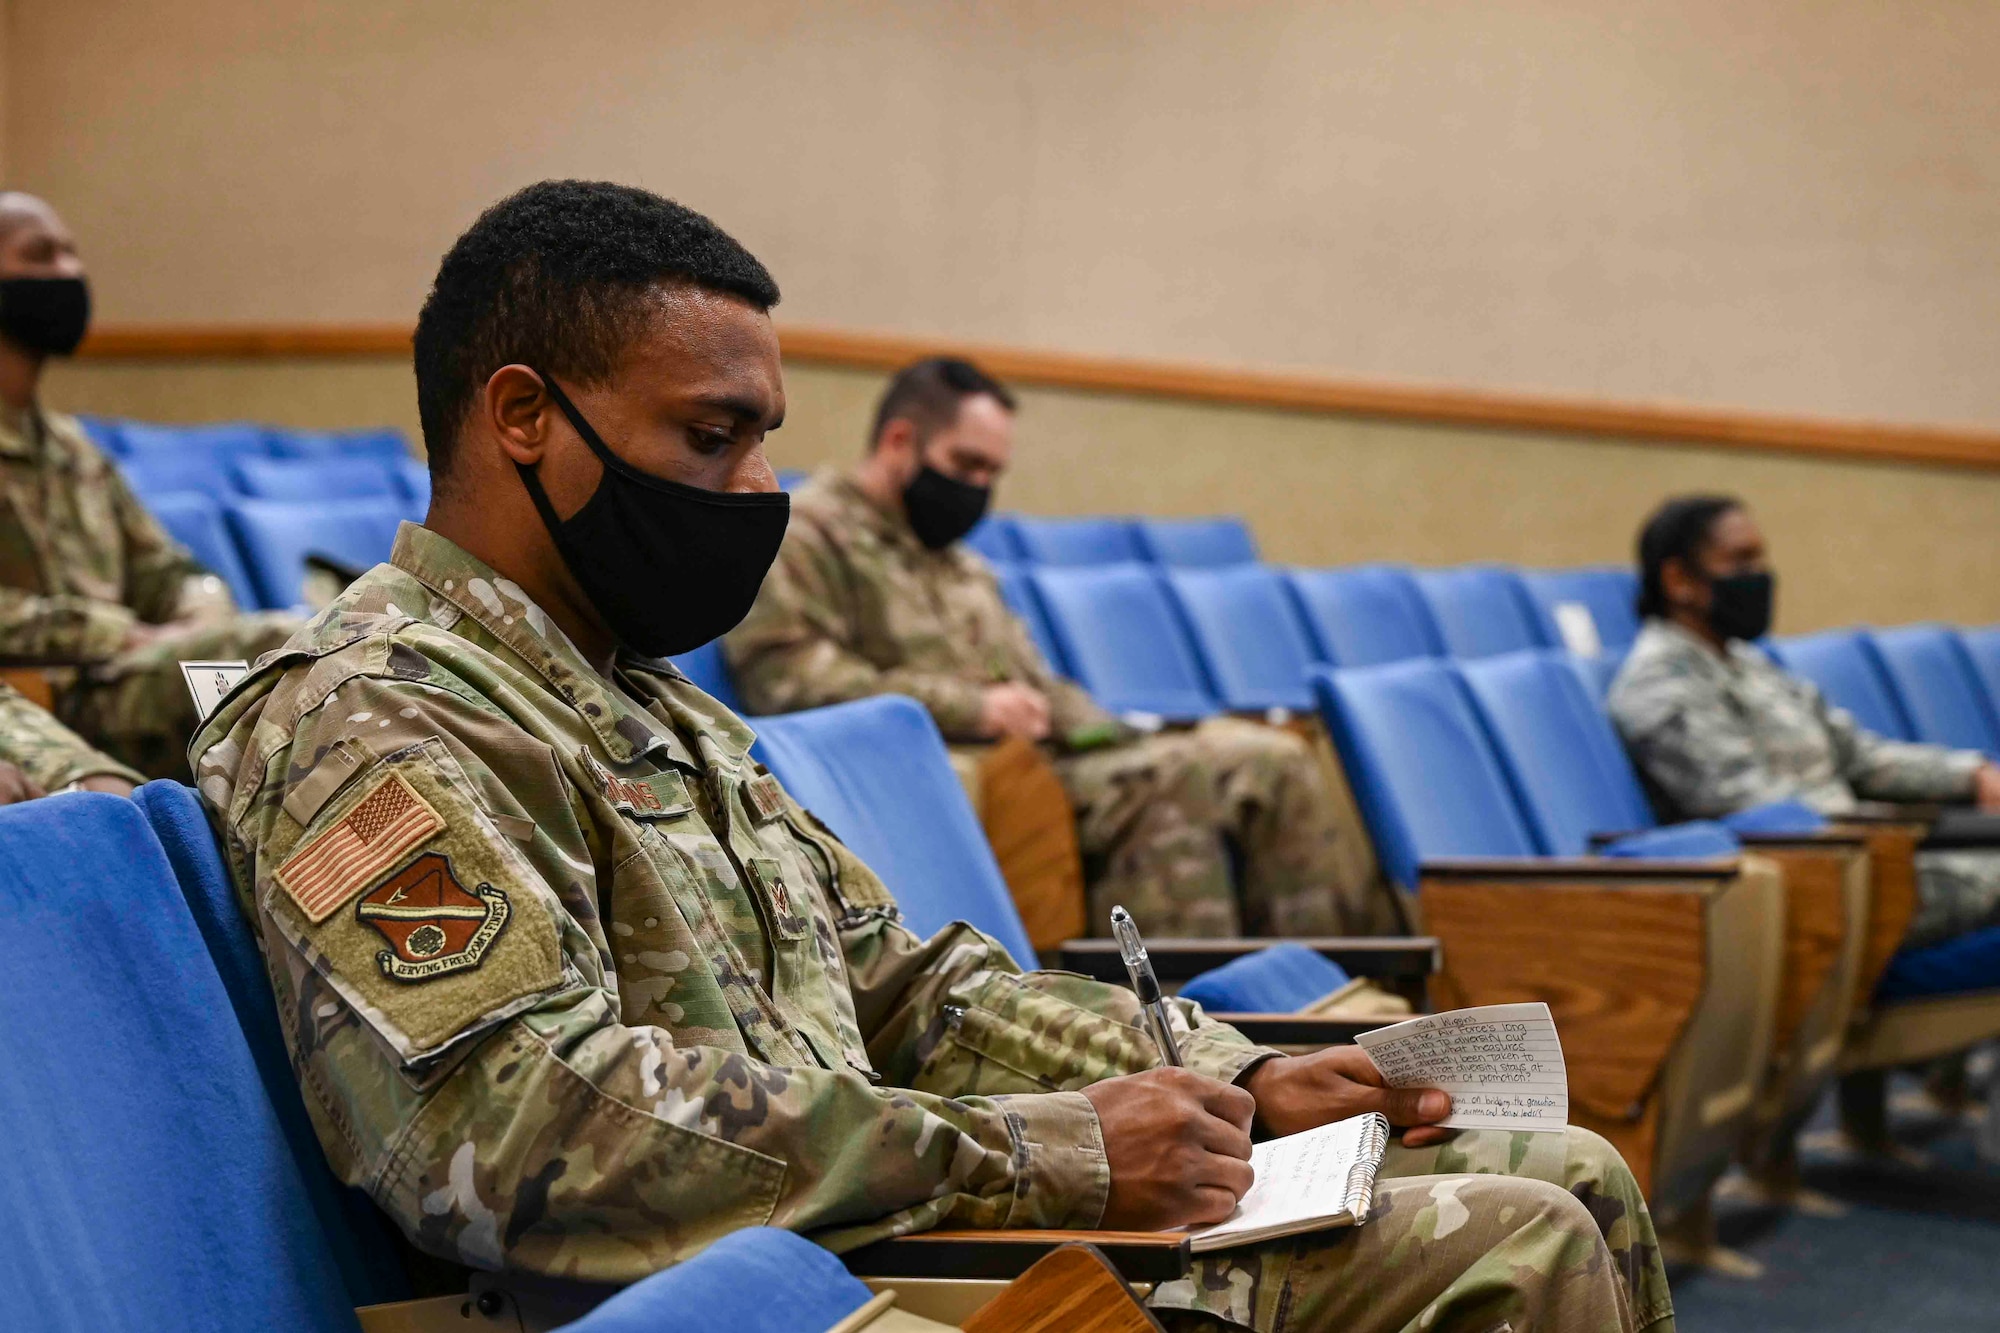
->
[[276, 772, 443, 923]]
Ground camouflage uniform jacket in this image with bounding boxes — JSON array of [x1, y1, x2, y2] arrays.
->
[[0, 406, 221, 661], [1609, 618, 1983, 821], [0, 679, 142, 789], [192, 523, 1272, 1282], [724, 471, 1114, 743]]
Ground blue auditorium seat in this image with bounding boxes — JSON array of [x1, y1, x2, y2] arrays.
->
[[146, 491, 263, 612], [1962, 627, 2000, 717], [265, 427, 411, 461], [1311, 659, 1545, 890], [1519, 567, 1642, 655], [1765, 629, 1916, 740], [962, 514, 1025, 563], [1563, 651, 1623, 704], [1028, 563, 1218, 720], [1410, 565, 1550, 660], [669, 641, 747, 715], [1868, 625, 2000, 760], [120, 451, 238, 501], [1010, 515, 1143, 566], [115, 419, 271, 459], [127, 781, 879, 1333], [0, 794, 361, 1332], [754, 695, 1370, 1014], [233, 455, 401, 501], [1164, 564, 1321, 712], [1132, 516, 1259, 568], [1177, 943, 1350, 1014], [227, 497, 405, 609], [1455, 651, 1660, 856], [1454, 650, 1795, 861], [753, 696, 1040, 965], [1284, 565, 1442, 667], [393, 457, 432, 516], [991, 561, 1068, 674], [133, 783, 408, 1309]]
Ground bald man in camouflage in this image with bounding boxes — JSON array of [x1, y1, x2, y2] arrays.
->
[[198, 182, 1671, 1332], [724, 358, 1388, 939], [0, 192, 297, 779]]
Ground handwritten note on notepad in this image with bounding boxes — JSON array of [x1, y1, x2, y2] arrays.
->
[[1354, 1003, 1568, 1132]]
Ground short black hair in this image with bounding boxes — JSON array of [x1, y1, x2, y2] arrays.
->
[[1636, 494, 1743, 618], [868, 357, 1016, 450], [413, 179, 779, 478]]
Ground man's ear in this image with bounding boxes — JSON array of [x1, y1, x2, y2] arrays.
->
[[484, 364, 557, 466]]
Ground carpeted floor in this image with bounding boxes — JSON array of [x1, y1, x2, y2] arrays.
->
[[1670, 1067, 2000, 1332]]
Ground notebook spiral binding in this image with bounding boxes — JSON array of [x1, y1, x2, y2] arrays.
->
[[1343, 1113, 1392, 1224]]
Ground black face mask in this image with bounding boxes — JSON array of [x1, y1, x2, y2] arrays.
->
[[517, 374, 789, 659], [0, 276, 90, 356], [903, 464, 991, 550], [1708, 570, 1775, 642]]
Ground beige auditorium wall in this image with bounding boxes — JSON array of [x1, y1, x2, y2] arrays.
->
[[12, 0, 2000, 427], [48, 353, 2000, 634]]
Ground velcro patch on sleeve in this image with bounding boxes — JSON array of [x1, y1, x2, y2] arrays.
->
[[277, 771, 443, 923]]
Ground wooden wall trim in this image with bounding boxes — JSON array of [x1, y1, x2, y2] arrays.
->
[[77, 322, 2000, 471]]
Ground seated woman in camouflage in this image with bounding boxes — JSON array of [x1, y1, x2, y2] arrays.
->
[[1610, 494, 2000, 948]]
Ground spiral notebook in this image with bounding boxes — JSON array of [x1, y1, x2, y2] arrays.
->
[[1187, 1112, 1391, 1252]]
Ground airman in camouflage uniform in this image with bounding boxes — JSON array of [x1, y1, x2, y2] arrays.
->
[[0, 403, 300, 778], [0, 192, 299, 782], [0, 678, 139, 792], [1611, 619, 1999, 947], [195, 522, 1671, 1332], [725, 471, 1374, 938]]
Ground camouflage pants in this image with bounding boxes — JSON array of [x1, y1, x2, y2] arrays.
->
[[1056, 718, 1356, 939], [59, 612, 300, 780], [1909, 849, 2000, 950], [1150, 1126, 1671, 1333]]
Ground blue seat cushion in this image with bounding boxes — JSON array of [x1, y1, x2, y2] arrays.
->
[[1601, 821, 1740, 860], [1177, 943, 1352, 1014], [1875, 923, 2000, 1002], [568, 1227, 871, 1333], [1720, 800, 1828, 836]]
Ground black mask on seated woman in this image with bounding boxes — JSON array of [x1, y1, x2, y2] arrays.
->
[[1707, 571, 1774, 642]]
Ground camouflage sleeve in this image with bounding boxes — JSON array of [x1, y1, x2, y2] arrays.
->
[[0, 584, 137, 660], [0, 680, 142, 789], [217, 665, 1113, 1282], [725, 521, 988, 734], [1819, 695, 1984, 803], [1609, 665, 1805, 818], [106, 459, 205, 622], [821, 819, 1272, 1090]]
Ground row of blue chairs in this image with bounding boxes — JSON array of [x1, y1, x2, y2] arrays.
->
[[121, 450, 430, 511], [147, 494, 415, 612], [1315, 647, 1997, 1001], [77, 415, 411, 463], [1771, 625, 2000, 763], [988, 560, 1635, 722]]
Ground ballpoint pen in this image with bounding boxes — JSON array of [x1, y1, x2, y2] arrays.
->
[[1110, 905, 1182, 1067]]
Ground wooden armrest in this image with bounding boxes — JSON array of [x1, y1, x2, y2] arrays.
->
[[1057, 936, 1439, 984], [842, 1229, 1190, 1283], [1211, 1012, 1385, 1045], [1829, 822, 1923, 1002], [1420, 856, 1738, 880]]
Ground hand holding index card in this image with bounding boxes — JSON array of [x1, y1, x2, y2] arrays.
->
[[1354, 1003, 1568, 1132]]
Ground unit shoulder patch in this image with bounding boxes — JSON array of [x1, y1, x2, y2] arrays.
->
[[357, 851, 510, 983], [277, 771, 443, 923]]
